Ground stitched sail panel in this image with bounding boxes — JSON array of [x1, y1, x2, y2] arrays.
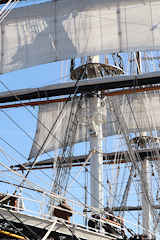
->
[[1, 0, 160, 74]]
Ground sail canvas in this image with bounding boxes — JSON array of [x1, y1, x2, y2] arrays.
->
[[29, 91, 160, 159], [1, 0, 160, 74]]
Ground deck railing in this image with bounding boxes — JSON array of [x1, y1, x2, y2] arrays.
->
[[0, 192, 124, 238]]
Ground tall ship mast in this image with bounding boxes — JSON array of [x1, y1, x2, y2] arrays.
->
[[0, 0, 160, 240]]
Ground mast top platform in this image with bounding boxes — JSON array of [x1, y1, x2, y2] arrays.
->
[[129, 136, 160, 149], [71, 63, 124, 80]]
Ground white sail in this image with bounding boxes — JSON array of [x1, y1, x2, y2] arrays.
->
[[29, 91, 160, 159], [1, 0, 160, 74], [29, 97, 113, 159]]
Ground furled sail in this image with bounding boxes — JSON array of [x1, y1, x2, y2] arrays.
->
[[1, 0, 160, 74], [29, 91, 160, 159]]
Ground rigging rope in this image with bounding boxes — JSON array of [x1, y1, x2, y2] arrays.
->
[[0, 0, 20, 23], [107, 93, 160, 234], [51, 62, 89, 198]]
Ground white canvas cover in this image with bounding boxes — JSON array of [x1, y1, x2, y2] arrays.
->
[[1, 0, 160, 74], [29, 91, 160, 159]]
